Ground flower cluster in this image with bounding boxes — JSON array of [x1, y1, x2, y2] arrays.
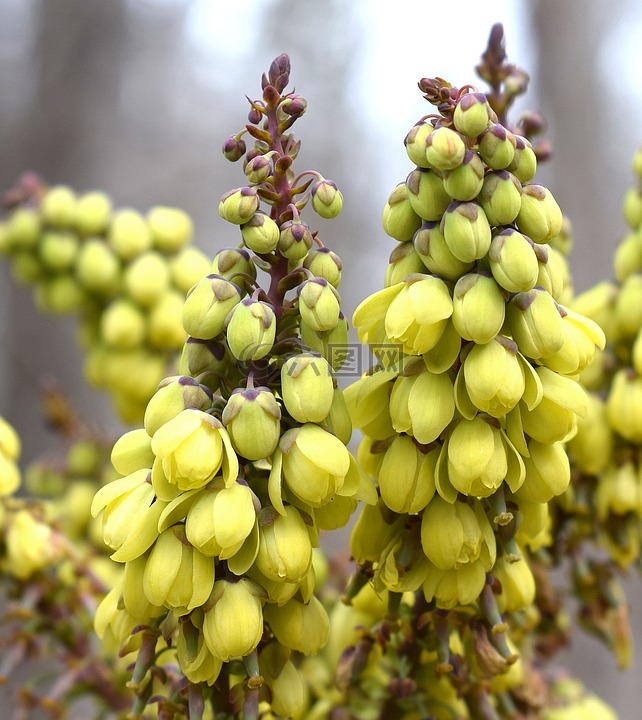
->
[[0, 179, 210, 423]]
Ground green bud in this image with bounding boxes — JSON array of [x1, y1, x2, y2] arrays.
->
[[3, 207, 41, 250], [478, 124, 517, 170], [424, 126, 466, 170], [259, 644, 308, 719], [452, 273, 505, 344], [447, 417, 508, 497], [147, 290, 188, 350], [615, 272, 642, 338], [378, 436, 437, 514], [514, 440, 570, 503], [300, 313, 349, 371], [35, 275, 84, 314], [404, 121, 433, 168], [75, 238, 121, 295], [151, 409, 235, 491], [633, 147, 642, 180], [311, 178, 343, 219], [241, 211, 280, 254], [489, 228, 539, 293], [278, 217, 314, 261], [323, 387, 353, 445], [281, 352, 334, 423], [303, 247, 342, 287], [421, 496, 495, 570], [493, 551, 535, 612], [540, 306, 605, 376], [147, 206, 193, 252], [226, 298, 276, 361], [100, 298, 146, 349], [222, 386, 281, 460], [111, 428, 155, 475], [121, 555, 166, 621], [623, 187, 642, 229], [144, 376, 213, 436], [350, 499, 402, 565], [39, 231, 79, 272], [463, 337, 526, 417], [405, 168, 451, 221], [453, 92, 491, 138], [124, 250, 171, 306], [507, 135, 537, 183], [298, 278, 340, 332], [506, 289, 564, 359], [211, 246, 257, 283], [169, 246, 211, 293], [185, 480, 257, 558], [516, 185, 563, 243], [413, 222, 474, 281], [203, 578, 264, 661], [606, 369, 642, 442], [613, 231, 642, 282], [382, 183, 423, 242], [479, 170, 522, 226], [384, 241, 425, 286], [142, 525, 214, 612], [182, 274, 242, 340], [177, 616, 222, 686], [385, 274, 453, 355], [442, 150, 485, 201], [179, 337, 229, 378], [108, 208, 152, 259], [441, 201, 492, 263], [264, 595, 329, 655], [11, 251, 42, 283], [218, 186, 259, 224], [255, 505, 312, 583], [41, 185, 77, 227], [244, 154, 272, 183], [74, 191, 112, 235]]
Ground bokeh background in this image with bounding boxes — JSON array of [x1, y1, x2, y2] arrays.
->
[[1, 0, 642, 716]]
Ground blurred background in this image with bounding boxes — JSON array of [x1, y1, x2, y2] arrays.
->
[[1, 0, 642, 716]]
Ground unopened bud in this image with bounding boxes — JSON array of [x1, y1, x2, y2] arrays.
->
[[218, 187, 259, 224]]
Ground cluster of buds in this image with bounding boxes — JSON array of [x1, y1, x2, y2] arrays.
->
[[0, 179, 211, 423], [341, 26, 608, 718], [91, 54, 375, 719]]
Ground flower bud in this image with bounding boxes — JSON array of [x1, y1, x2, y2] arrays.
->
[[479, 170, 522, 226], [241, 211, 280, 254], [144, 376, 213, 436], [613, 231, 642, 282], [179, 337, 230, 378], [452, 273, 505, 344], [74, 191, 112, 235], [615, 272, 642, 338], [222, 386, 281, 460], [462, 337, 526, 417], [142, 525, 215, 612], [124, 250, 171, 306], [568, 394, 613, 475], [453, 92, 491, 138], [303, 247, 342, 287], [413, 222, 474, 281], [421, 497, 495, 570], [422, 559, 487, 609], [75, 238, 120, 295], [122, 555, 165, 622], [203, 578, 264, 661], [264, 595, 329, 655], [424, 127, 466, 170], [244, 154, 272, 183], [148, 290, 188, 350], [259, 644, 308, 719], [39, 231, 78, 272], [514, 440, 570, 503], [493, 551, 535, 612], [404, 121, 433, 168], [478, 124, 517, 169], [5, 510, 59, 579], [222, 134, 247, 162], [185, 480, 257, 558], [516, 185, 563, 243], [111, 428, 155, 475], [382, 183, 422, 242], [507, 135, 537, 183], [442, 150, 485, 201], [151, 409, 236, 491], [375, 527, 430, 593], [606, 370, 642, 442], [100, 298, 146, 349], [35, 275, 84, 314], [281, 352, 334, 423], [323, 387, 353, 445], [311, 178, 343, 219], [41, 185, 77, 227], [441, 201, 492, 263], [298, 278, 340, 332], [169, 246, 211, 293], [255, 505, 312, 583], [278, 217, 314, 261], [540, 307, 606, 376], [506, 289, 564, 359], [107, 208, 152, 259], [177, 617, 223, 686], [218, 186, 259, 224], [147, 206, 193, 252], [212, 249, 256, 287], [489, 228, 539, 293], [182, 274, 243, 340], [0, 415, 21, 463], [623, 187, 642, 228], [226, 298, 276, 361], [378, 436, 437, 514], [405, 169, 451, 221], [3, 207, 40, 250]]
